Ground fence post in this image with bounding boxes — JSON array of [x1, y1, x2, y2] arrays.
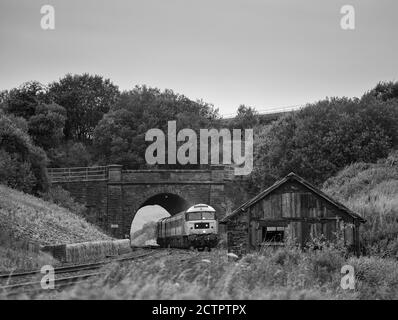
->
[[108, 165, 123, 182]]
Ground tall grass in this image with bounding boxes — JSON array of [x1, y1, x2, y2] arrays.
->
[[0, 183, 113, 272], [19, 246, 396, 300], [0, 184, 112, 245], [323, 151, 398, 257], [0, 230, 56, 272]]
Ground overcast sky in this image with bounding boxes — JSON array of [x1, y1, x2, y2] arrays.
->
[[0, 0, 397, 115]]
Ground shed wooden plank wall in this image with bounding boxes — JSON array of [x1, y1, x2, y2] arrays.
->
[[226, 180, 359, 255]]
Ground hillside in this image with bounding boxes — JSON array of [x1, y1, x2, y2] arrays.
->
[[0, 184, 112, 246], [0, 184, 113, 271], [322, 150, 398, 257]]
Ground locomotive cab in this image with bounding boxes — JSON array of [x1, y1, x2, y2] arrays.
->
[[185, 204, 217, 234]]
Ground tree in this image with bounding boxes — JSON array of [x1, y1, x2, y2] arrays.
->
[[364, 81, 398, 102], [48, 74, 120, 142], [3, 81, 48, 119], [93, 85, 220, 168], [232, 105, 259, 130], [0, 113, 48, 193], [47, 141, 92, 168], [28, 103, 66, 150], [2, 82, 67, 151], [251, 96, 397, 189]]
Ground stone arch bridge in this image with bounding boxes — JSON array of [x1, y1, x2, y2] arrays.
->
[[48, 165, 235, 238]]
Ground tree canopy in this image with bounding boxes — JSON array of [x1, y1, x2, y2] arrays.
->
[[48, 74, 120, 142], [93, 85, 220, 168], [249, 95, 398, 190], [0, 112, 48, 193]]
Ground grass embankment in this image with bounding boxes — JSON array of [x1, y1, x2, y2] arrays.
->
[[0, 184, 112, 272], [323, 151, 398, 257], [21, 247, 397, 300]]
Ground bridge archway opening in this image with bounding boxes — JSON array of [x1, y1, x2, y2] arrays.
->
[[130, 193, 190, 245]]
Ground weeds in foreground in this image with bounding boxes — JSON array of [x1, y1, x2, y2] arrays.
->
[[2, 245, 390, 300]]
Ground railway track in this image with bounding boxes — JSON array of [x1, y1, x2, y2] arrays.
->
[[0, 249, 159, 294]]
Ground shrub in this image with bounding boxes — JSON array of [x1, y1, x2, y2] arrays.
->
[[347, 256, 398, 299], [0, 150, 37, 193], [40, 185, 86, 216], [0, 229, 56, 272], [47, 141, 92, 167], [323, 152, 398, 258], [0, 113, 48, 193]]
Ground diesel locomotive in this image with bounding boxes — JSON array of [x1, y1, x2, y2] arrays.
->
[[156, 204, 218, 250]]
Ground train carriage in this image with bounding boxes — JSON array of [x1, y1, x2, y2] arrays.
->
[[156, 204, 218, 250]]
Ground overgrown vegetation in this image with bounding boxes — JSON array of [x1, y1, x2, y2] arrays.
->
[[0, 230, 57, 272], [250, 94, 398, 191], [0, 184, 111, 246], [323, 150, 398, 258], [7, 245, 395, 300], [0, 112, 48, 194], [40, 185, 87, 217]]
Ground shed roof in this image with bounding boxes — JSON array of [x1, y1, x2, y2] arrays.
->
[[221, 172, 366, 223]]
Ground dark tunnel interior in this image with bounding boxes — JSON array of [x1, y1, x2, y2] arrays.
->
[[139, 193, 190, 215]]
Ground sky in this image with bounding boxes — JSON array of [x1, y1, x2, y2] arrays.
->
[[0, 0, 397, 115], [131, 205, 169, 235]]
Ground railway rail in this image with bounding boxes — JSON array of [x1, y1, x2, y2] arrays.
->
[[0, 249, 159, 294]]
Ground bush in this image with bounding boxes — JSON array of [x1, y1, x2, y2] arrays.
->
[[40, 186, 86, 216], [0, 114, 48, 193], [0, 150, 37, 193], [347, 256, 398, 299], [0, 229, 56, 272], [323, 152, 398, 258], [47, 141, 92, 168], [28, 103, 66, 150]]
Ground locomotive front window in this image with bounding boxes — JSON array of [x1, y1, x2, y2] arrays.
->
[[187, 212, 202, 220], [201, 212, 215, 220], [186, 211, 215, 220]]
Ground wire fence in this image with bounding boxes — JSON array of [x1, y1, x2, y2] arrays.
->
[[221, 105, 303, 119], [47, 166, 108, 183]]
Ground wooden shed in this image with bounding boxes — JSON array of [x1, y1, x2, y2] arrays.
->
[[221, 172, 366, 256]]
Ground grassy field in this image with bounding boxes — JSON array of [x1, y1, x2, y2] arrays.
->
[[0, 184, 112, 272], [4, 245, 395, 300], [0, 240, 56, 274]]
